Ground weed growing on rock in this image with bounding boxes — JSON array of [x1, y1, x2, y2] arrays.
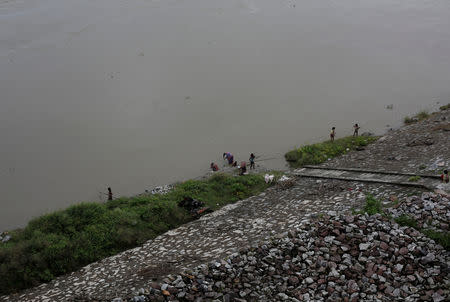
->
[[422, 229, 450, 250], [408, 175, 421, 182], [362, 194, 383, 215], [395, 214, 418, 228], [352, 194, 383, 216]]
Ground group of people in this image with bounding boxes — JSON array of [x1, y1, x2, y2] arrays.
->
[[329, 123, 361, 142], [104, 123, 449, 202], [210, 152, 256, 175]]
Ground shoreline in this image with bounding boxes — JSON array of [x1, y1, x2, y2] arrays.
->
[[1, 106, 449, 300]]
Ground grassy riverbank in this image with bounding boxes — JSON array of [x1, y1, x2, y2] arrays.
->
[[284, 136, 378, 168], [0, 173, 271, 295]]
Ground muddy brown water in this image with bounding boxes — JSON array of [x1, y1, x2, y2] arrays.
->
[[1, 0, 449, 230]]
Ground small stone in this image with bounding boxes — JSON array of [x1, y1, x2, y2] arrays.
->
[[359, 243, 371, 251], [277, 293, 289, 300], [432, 292, 445, 302], [399, 247, 408, 255], [161, 284, 169, 291]]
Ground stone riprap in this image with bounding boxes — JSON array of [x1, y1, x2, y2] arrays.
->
[[1, 180, 422, 302], [145, 212, 449, 302], [387, 192, 450, 232]]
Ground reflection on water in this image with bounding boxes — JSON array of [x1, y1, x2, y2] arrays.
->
[[1, 0, 449, 230]]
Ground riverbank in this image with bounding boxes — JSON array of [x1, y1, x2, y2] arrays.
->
[[1, 106, 449, 301], [0, 173, 274, 296]]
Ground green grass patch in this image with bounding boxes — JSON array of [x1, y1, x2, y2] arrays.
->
[[0, 173, 271, 295], [439, 103, 450, 111], [395, 215, 418, 228], [408, 176, 421, 182], [284, 136, 378, 168], [416, 110, 430, 120], [404, 110, 431, 124], [422, 229, 450, 250], [353, 194, 383, 216], [361, 194, 383, 215], [404, 116, 415, 124]]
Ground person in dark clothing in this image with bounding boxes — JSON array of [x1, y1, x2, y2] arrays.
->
[[107, 187, 113, 201], [353, 123, 360, 137], [178, 196, 204, 211], [441, 170, 449, 183], [223, 152, 234, 165], [249, 153, 256, 169], [239, 161, 247, 175]]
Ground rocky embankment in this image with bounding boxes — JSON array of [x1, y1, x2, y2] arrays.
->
[[143, 201, 449, 302], [387, 192, 449, 233], [2, 108, 449, 302]]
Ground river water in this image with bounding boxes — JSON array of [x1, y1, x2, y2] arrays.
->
[[1, 0, 449, 230]]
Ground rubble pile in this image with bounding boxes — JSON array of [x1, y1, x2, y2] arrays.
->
[[387, 192, 450, 232], [140, 213, 449, 302]]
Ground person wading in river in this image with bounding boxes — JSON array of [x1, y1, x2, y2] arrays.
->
[[353, 123, 360, 137], [107, 187, 113, 201], [223, 152, 234, 165], [249, 153, 256, 170], [330, 127, 336, 142]]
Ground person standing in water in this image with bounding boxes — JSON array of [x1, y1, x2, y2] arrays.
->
[[107, 187, 113, 201], [353, 123, 360, 137], [330, 127, 336, 142], [249, 153, 256, 170], [223, 152, 234, 165]]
